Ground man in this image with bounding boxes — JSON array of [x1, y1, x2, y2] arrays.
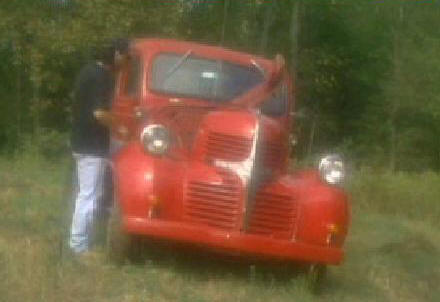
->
[[69, 39, 130, 254]]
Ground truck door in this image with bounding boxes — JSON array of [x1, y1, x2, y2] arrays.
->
[[112, 55, 143, 141]]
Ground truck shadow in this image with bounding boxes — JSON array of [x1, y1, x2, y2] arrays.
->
[[127, 237, 391, 299], [131, 238, 310, 283]]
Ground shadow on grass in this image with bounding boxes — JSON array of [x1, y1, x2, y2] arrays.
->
[[125, 238, 312, 283]]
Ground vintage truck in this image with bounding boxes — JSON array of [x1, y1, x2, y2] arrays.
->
[[107, 38, 350, 281]]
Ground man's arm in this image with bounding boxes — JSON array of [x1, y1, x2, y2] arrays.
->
[[92, 67, 129, 138], [92, 66, 115, 128], [94, 109, 129, 138]]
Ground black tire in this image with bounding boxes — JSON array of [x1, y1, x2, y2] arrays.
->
[[106, 202, 141, 264], [306, 264, 327, 293]]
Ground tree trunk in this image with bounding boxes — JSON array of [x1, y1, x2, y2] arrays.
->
[[307, 113, 317, 158], [289, 0, 300, 78], [389, 4, 404, 172], [259, 1, 274, 55], [220, 0, 229, 46], [15, 43, 22, 140]]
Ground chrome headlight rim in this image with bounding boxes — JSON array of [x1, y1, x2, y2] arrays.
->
[[318, 154, 345, 185], [140, 124, 171, 156]]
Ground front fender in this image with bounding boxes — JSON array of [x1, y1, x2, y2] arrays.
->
[[113, 143, 155, 218], [281, 171, 350, 247]]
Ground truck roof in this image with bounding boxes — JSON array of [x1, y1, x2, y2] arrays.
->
[[131, 38, 274, 72]]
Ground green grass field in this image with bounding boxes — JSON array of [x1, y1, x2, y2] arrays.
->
[[1, 156, 439, 302]]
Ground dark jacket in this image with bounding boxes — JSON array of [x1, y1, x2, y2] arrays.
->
[[71, 62, 114, 156]]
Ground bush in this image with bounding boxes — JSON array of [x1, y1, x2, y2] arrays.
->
[[15, 129, 70, 161]]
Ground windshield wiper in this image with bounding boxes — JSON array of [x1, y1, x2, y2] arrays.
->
[[164, 49, 193, 81]]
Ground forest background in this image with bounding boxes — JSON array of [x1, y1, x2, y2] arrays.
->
[[1, 0, 439, 172], [1, 1, 440, 301]]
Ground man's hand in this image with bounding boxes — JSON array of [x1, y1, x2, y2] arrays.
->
[[94, 109, 130, 139], [93, 109, 114, 128]]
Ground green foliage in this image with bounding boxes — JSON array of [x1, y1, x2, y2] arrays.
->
[[0, 0, 439, 171], [14, 128, 69, 162], [0, 0, 183, 155]]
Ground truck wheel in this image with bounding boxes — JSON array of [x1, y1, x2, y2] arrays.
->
[[106, 202, 141, 264], [306, 264, 327, 293]]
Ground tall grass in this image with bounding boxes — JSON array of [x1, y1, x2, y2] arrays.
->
[[1, 156, 440, 301], [349, 168, 440, 227]]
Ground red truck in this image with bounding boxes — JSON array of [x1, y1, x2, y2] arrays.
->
[[108, 39, 350, 282]]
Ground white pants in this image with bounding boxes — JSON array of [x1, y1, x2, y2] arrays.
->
[[69, 153, 108, 253]]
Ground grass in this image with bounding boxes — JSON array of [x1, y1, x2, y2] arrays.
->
[[350, 167, 440, 227], [1, 155, 439, 301]]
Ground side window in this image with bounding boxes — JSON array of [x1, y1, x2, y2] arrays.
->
[[260, 84, 288, 117], [124, 56, 142, 98]]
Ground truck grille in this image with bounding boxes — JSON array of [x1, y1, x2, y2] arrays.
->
[[205, 132, 253, 162], [184, 170, 242, 231], [247, 190, 298, 239]]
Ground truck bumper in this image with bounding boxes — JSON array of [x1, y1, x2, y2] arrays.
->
[[124, 217, 344, 265]]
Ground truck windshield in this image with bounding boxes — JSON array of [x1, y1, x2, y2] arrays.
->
[[151, 53, 264, 102]]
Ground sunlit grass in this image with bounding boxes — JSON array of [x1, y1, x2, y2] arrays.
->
[[1, 156, 439, 301]]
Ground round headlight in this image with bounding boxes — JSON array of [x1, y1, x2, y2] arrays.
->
[[318, 155, 345, 185], [140, 124, 170, 155]]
